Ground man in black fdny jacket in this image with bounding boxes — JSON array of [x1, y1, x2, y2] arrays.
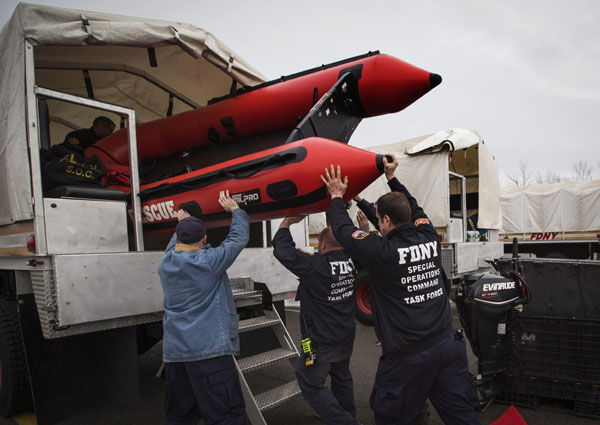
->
[[321, 156, 480, 425], [272, 216, 361, 425]]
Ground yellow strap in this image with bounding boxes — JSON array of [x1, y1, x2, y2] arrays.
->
[[175, 243, 200, 252]]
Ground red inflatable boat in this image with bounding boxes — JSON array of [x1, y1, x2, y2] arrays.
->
[[87, 51, 441, 167], [116, 138, 385, 230]]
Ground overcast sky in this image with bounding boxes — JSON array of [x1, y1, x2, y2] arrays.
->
[[2, 1, 599, 185]]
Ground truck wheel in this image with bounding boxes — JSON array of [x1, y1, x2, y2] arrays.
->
[[0, 301, 33, 417], [354, 270, 374, 326]]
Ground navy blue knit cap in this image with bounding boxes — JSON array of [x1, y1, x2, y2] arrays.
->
[[176, 217, 206, 244]]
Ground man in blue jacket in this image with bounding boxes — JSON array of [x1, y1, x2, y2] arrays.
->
[[272, 216, 360, 425], [321, 157, 480, 425], [158, 190, 249, 425]]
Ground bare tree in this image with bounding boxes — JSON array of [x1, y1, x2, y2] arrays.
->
[[506, 159, 531, 187], [572, 160, 592, 181], [534, 169, 562, 184], [548, 171, 562, 183]]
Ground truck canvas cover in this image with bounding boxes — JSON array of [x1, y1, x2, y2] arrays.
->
[[501, 179, 600, 233], [0, 2, 266, 225], [309, 128, 502, 233]]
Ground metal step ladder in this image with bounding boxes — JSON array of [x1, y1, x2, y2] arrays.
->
[[231, 278, 302, 425]]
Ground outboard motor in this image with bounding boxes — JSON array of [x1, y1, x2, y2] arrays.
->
[[455, 238, 531, 407]]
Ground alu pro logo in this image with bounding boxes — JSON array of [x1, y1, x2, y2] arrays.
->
[[231, 189, 261, 206]]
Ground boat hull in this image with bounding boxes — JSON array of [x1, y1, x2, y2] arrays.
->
[[117, 137, 385, 231], [88, 52, 440, 166]]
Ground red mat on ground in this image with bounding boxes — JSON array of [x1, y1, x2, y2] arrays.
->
[[491, 405, 528, 425]]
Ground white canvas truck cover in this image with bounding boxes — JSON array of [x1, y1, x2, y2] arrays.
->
[[309, 128, 502, 233], [0, 3, 266, 225], [501, 179, 600, 233]]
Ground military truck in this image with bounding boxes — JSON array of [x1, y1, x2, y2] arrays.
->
[[0, 4, 305, 424]]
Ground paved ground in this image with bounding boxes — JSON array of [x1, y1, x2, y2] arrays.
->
[[8, 306, 599, 425]]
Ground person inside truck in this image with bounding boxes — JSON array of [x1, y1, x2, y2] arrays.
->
[[157, 190, 249, 425], [272, 218, 361, 425], [320, 156, 480, 425], [62, 115, 116, 152]]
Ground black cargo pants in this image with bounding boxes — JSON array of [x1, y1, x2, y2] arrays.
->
[[370, 330, 480, 425], [164, 355, 245, 425], [294, 356, 360, 425]]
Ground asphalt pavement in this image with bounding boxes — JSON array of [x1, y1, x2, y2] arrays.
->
[[9, 304, 599, 425]]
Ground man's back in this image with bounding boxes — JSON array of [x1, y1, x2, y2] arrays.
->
[[363, 222, 452, 355], [329, 177, 452, 355], [272, 221, 361, 425], [157, 193, 250, 425], [322, 158, 481, 425], [158, 207, 249, 362], [272, 228, 356, 356]]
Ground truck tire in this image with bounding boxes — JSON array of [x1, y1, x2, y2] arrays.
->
[[0, 301, 33, 417], [354, 270, 374, 326]]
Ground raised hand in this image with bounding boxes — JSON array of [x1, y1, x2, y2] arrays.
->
[[218, 190, 240, 213], [356, 210, 370, 232], [176, 209, 191, 221], [383, 154, 398, 180], [320, 164, 348, 199]]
